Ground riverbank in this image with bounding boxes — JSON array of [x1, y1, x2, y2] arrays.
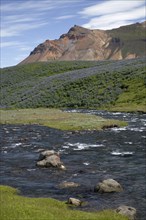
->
[[0, 185, 128, 220], [106, 104, 146, 114], [0, 108, 127, 130]]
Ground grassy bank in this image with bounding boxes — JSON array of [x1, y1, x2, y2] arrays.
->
[[0, 185, 128, 220], [0, 108, 127, 130]]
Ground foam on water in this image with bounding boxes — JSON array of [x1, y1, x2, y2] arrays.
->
[[2, 151, 7, 154], [10, 143, 22, 148], [129, 127, 144, 132], [63, 142, 104, 151], [27, 169, 36, 172], [111, 127, 127, 132], [111, 151, 134, 156], [83, 162, 90, 166]]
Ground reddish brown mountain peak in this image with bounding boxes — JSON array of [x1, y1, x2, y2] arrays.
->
[[19, 22, 146, 65], [68, 25, 90, 34], [45, 40, 50, 43]]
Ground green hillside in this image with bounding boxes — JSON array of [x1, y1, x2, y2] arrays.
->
[[0, 58, 146, 112], [108, 22, 146, 58]]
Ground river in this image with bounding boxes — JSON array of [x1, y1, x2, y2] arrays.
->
[[0, 110, 146, 219]]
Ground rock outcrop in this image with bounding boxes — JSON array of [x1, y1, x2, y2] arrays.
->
[[94, 179, 123, 193], [19, 21, 146, 65]]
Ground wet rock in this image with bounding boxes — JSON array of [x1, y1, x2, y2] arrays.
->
[[36, 150, 66, 170], [67, 198, 82, 206], [115, 205, 137, 220], [59, 181, 80, 188], [38, 150, 59, 160], [94, 178, 123, 193]]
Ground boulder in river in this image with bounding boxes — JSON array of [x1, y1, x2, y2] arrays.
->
[[94, 178, 123, 193], [38, 150, 59, 160], [36, 150, 66, 170], [67, 198, 82, 206], [115, 205, 137, 220], [59, 181, 80, 188]]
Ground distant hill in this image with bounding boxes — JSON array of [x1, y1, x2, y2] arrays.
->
[[20, 21, 146, 65], [1, 58, 146, 112]]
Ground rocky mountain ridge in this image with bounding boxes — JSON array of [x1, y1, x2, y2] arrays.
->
[[20, 21, 146, 64]]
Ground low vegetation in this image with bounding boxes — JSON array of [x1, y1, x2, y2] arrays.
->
[[1, 58, 145, 112], [0, 185, 128, 220], [0, 108, 127, 130]]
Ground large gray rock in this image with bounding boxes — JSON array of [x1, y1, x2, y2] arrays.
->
[[94, 178, 123, 193], [115, 205, 137, 220], [59, 181, 80, 188], [67, 198, 82, 206], [38, 150, 59, 160], [36, 150, 66, 170]]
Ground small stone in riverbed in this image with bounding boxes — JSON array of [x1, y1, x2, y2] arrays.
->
[[67, 198, 82, 206], [59, 181, 80, 188]]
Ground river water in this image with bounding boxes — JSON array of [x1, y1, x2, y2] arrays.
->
[[0, 110, 146, 219]]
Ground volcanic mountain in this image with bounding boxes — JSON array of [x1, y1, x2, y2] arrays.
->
[[20, 21, 146, 64]]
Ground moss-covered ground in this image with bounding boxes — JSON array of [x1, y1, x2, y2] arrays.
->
[[0, 108, 127, 130]]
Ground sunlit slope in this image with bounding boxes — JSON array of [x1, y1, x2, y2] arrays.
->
[[108, 21, 146, 58]]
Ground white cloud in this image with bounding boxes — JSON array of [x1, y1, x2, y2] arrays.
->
[[1, 0, 54, 12], [80, 0, 145, 30], [1, 0, 81, 38], [55, 15, 75, 20], [0, 41, 22, 48], [1, 22, 48, 37], [80, 0, 145, 17], [0, 40, 33, 53], [3, 14, 42, 24], [19, 46, 33, 52], [1, 0, 82, 12]]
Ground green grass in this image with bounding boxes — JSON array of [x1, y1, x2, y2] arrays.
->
[[1, 58, 145, 112], [0, 185, 128, 220], [0, 108, 127, 130]]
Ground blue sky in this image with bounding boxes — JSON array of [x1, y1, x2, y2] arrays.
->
[[1, 0, 145, 68]]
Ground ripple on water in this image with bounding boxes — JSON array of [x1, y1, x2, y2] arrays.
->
[[110, 151, 134, 157], [62, 142, 104, 151]]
